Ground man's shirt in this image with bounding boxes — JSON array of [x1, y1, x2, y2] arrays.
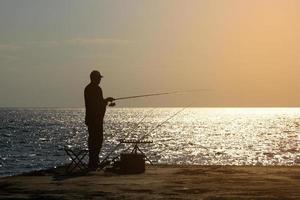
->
[[84, 83, 106, 126]]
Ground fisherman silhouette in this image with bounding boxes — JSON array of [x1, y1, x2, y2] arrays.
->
[[84, 70, 114, 171]]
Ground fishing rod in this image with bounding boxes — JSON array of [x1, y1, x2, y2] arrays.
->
[[108, 89, 209, 106]]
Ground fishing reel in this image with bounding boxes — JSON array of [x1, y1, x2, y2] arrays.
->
[[107, 97, 116, 107], [108, 102, 116, 107]]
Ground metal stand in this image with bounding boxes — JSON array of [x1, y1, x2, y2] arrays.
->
[[126, 140, 153, 164], [98, 139, 153, 170]]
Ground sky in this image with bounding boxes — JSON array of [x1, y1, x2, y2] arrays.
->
[[1, 0, 300, 107]]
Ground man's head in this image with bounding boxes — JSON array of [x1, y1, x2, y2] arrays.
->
[[90, 70, 103, 85]]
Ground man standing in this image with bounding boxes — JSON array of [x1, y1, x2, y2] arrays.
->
[[84, 70, 114, 171]]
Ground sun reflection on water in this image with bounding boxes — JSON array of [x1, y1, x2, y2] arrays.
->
[[1, 108, 300, 176]]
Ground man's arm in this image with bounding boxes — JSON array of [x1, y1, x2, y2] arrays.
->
[[99, 87, 114, 105]]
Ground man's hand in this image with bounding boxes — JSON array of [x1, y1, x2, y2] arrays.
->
[[105, 97, 115, 102]]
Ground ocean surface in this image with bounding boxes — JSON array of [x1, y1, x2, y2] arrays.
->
[[1, 107, 300, 177]]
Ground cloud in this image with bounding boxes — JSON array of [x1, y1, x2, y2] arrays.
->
[[65, 37, 133, 46], [0, 37, 133, 54], [78, 53, 124, 60], [23, 40, 60, 48], [0, 44, 23, 51], [0, 54, 19, 62], [0, 40, 59, 51]]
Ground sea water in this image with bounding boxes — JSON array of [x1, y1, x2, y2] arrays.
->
[[1, 108, 300, 177]]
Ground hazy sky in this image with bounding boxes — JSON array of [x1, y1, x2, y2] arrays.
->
[[1, 0, 300, 107]]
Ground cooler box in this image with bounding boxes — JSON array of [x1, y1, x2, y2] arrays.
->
[[120, 153, 145, 174]]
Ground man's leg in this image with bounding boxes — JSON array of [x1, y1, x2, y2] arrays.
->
[[88, 125, 98, 170], [88, 124, 103, 170], [94, 128, 103, 167]]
